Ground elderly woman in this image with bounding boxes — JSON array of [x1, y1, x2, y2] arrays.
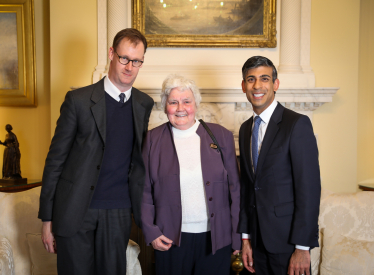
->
[[141, 74, 241, 275]]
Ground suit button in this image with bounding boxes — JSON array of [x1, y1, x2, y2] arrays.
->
[[97, 165, 100, 170], [252, 205, 256, 208], [209, 197, 213, 201], [90, 186, 95, 190], [206, 181, 210, 186], [211, 213, 214, 217]]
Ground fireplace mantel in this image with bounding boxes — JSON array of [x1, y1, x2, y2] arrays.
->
[[92, 0, 338, 143]]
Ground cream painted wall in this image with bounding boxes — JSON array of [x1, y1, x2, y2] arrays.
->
[[358, 0, 374, 183], [47, 0, 366, 193], [0, 0, 50, 180], [50, 0, 97, 134], [311, 0, 360, 192]]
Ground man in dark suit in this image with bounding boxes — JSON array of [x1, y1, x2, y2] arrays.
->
[[38, 28, 154, 274], [238, 56, 321, 275]]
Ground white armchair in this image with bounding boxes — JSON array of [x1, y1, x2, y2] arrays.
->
[[0, 187, 142, 275], [311, 188, 374, 275]]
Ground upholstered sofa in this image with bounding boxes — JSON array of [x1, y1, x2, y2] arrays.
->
[[0, 187, 142, 275], [311, 189, 374, 275]]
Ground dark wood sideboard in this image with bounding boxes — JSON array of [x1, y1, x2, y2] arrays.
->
[[0, 179, 42, 193]]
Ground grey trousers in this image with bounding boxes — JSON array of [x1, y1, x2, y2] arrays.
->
[[55, 208, 132, 275]]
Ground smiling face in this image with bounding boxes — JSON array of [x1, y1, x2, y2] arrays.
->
[[166, 88, 197, 130], [242, 66, 279, 115], [107, 38, 145, 92]]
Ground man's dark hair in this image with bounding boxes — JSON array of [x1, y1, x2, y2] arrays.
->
[[242, 56, 278, 83], [112, 28, 148, 53]]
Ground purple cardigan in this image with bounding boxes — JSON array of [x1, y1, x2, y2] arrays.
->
[[141, 122, 241, 254]]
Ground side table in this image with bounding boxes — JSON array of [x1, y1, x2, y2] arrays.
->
[[358, 178, 374, 191], [358, 184, 374, 191], [0, 179, 42, 193]]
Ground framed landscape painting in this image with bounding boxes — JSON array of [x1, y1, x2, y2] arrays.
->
[[132, 0, 276, 47], [0, 0, 36, 106]]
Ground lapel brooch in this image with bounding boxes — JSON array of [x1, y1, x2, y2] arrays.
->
[[210, 143, 218, 149]]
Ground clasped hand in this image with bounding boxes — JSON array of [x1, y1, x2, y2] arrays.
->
[[151, 235, 173, 251]]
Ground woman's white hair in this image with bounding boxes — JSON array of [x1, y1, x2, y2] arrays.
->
[[160, 74, 202, 113]]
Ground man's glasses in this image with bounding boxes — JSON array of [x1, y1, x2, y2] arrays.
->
[[114, 51, 144, 68]]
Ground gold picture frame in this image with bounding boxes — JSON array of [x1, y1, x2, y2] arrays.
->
[[0, 0, 36, 106], [132, 0, 276, 48]]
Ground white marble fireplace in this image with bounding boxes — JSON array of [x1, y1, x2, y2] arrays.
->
[[92, 0, 338, 153]]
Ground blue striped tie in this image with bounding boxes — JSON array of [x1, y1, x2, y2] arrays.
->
[[252, 116, 262, 173], [119, 93, 126, 103]]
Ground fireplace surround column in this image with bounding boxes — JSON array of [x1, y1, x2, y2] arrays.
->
[[278, 0, 302, 74]]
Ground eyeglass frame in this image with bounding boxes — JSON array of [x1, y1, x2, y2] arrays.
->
[[114, 50, 144, 68]]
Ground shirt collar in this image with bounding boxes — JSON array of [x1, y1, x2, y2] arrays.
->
[[253, 99, 278, 125], [104, 76, 132, 102]]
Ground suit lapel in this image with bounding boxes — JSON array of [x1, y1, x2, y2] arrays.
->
[[91, 78, 106, 144], [256, 103, 284, 177], [131, 88, 146, 146], [244, 117, 255, 180]]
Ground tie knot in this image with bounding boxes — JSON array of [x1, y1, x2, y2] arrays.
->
[[119, 93, 126, 103], [254, 116, 262, 125]]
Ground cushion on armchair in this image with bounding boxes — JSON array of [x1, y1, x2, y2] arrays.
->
[[315, 190, 374, 275], [320, 228, 374, 275], [318, 191, 374, 241]]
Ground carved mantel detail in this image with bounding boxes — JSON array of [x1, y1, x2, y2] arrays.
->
[[146, 87, 338, 154]]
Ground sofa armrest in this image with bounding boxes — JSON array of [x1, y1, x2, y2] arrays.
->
[[127, 239, 142, 275]]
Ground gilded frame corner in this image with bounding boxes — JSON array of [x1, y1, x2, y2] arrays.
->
[[132, 0, 276, 48], [0, 0, 36, 107]]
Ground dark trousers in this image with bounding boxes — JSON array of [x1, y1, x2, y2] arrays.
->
[[252, 226, 312, 275], [155, 231, 232, 275], [55, 208, 132, 275], [252, 232, 293, 275]]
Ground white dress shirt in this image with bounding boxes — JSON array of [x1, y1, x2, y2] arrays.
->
[[242, 99, 309, 251], [104, 76, 132, 102]]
